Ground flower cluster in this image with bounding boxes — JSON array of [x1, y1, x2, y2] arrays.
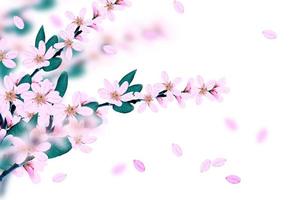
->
[[0, 0, 228, 186]]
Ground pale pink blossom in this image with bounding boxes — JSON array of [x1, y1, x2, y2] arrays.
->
[[135, 85, 160, 112], [13, 16, 25, 29], [14, 158, 47, 183], [225, 175, 241, 184], [100, 0, 130, 21], [96, 106, 109, 123], [193, 76, 215, 104], [67, 121, 97, 153], [10, 128, 50, 164], [160, 71, 181, 102], [54, 28, 83, 60], [0, 75, 30, 117], [133, 159, 145, 172], [98, 79, 133, 106], [208, 78, 229, 101], [23, 41, 55, 69], [65, 8, 93, 32], [0, 39, 18, 68]]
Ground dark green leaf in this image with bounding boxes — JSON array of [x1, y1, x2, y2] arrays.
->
[[18, 74, 32, 85], [55, 71, 68, 97], [33, 0, 56, 10], [126, 84, 143, 94], [46, 35, 58, 50], [119, 69, 137, 86], [68, 61, 86, 78], [43, 57, 62, 72], [45, 137, 72, 159], [84, 102, 99, 111], [113, 102, 134, 113], [7, 120, 28, 137], [0, 62, 14, 78], [35, 26, 45, 48], [0, 155, 13, 171]]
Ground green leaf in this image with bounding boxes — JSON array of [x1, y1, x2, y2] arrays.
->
[[0, 62, 14, 78], [18, 74, 32, 85], [55, 71, 68, 97], [46, 35, 58, 50], [113, 102, 134, 113], [43, 57, 62, 72], [45, 137, 72, 159], [84, 102, 99, 111], [0, 155, 13, 171], [126, 84, 143, 94], [68, 61, 86, 78], [119, 69, 137, 86], [35, 26, 45, 48], [7, 120, 28, 137], [33, 0, 56, 10]]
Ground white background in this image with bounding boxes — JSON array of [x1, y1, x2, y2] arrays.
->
[[2, 0, 300, 199]]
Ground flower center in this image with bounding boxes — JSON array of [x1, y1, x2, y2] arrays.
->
[[34, 55, 45, 64], [164, 82, 173, 91], [65, 39, 73, 47], [34, 93, 46, 105], [0, 51, 5, 61], [65, 105, 77, 116], [144, 95, 153, 104], [110, 91, 121, 101], [5, 91, 16, 102], [199, 87, 207, 95], [106, 2, 114, 10], [74, 17, 84, 26]]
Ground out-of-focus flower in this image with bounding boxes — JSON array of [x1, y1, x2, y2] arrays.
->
[[99, 0, 131, 21], [0, 39, 18, 68], [65, 8, 93, 32], [14, 158, 47, 183]]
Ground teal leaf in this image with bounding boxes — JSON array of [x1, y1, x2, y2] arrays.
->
[[46, 35, 58, 50], [84, 102, 99, 111], [35, 26, 45, 48], [18, 74, 32, 85], [55, 71, 68, 97], [45, 137, 72, 159], [126, 84, 143, 94], [0, 155, 13, 171], [33, 0, 56, 10], [119, 69, 137, 86], [113, 102, 134, 113], [7, 120, 28, 137], [43, 57, 62, 72], [0, 62, 14, 78], [68, 61, 86, 78]]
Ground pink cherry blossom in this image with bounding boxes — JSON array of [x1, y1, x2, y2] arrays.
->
[[136, 84, 160, 112], [98, 79, 133, 106], [67, 121, 97, 153], [208, 78, 229, 101], [23, 41, 55, 69], [52, 173, 67, 183], [173, 0, 184, 14], [54, 28, 83, 60], [211, 158, 227, 167], [0, 74, 30, 117], [65, 8, 93, 32], [171, 143, 183, 157], [99, 0, 130, 21], [13, 16, 25, 30], [161, 71, 181, 102], [96, 106, 109, 123], [133, 159, 145, 172], [193, 76, 215, 104], [0, 39, 18, 68], [14, 158, 47, 183], [9, 128, 51, 164], [200, 159, 211, 173], [225, 175, 241, 184]]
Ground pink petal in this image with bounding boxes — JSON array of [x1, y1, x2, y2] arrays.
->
[[52, 173, 67, 183], [200, 159, 211, 173], [112, 163, 126, 175], [13, 16, 25, 29], [256, 128, 268, 143], [225, 175, 241, 184], [102, 44, 117, 55], [173, 0, 184, 14], [77, 106, 93, 116], [79, 145, 92, 153], [171, 143, 183, 157], [38, 41, 46, 55], [211, 158, 227, 167], [65, 47, 73, 60], [133, 159, 145, 172], [224, 118, 238, 131], [2, 59, 16, 68], [262, 30, 277, 39]]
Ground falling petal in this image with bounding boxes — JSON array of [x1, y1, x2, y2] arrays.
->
[[172, 143, 183, 157], [13, 16, 24, 30], [173, 0, 184, 14], [225, 175, 241, 184], [102, 44, 117, 55], [224, 118, 238, 131], [112, 163, 126, 175], [133, 160, 145, 172], [200, 159, 211, 173], [211, 158, 227, 167], [52, 173, 67, 183], [262, 30, 277, 39], [256, 128, 268, 143]]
